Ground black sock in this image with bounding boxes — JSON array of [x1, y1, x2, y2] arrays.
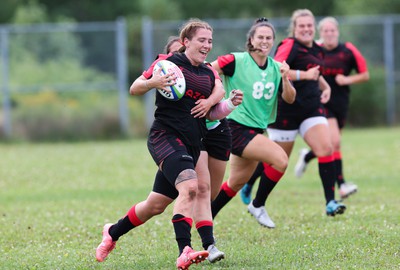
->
[[196, 223, 214, 250], [318, 159, 336, 203], [305, 150, 316, 163], [211, 182, 236, 218], [252, 173, 278, 208], [172, 214, 192, 255], [247, 162, 264, 187], [109, 216, 135, 241], [335, 159, 345, 188]]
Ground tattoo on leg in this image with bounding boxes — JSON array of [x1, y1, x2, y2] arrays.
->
[[175, 169, 197, 185]]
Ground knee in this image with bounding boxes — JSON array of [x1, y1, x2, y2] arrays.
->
[[178, 180, 198, 201], [197, 180, 210, 195], [272, 151, 289, 172], [314, 143, 333, 157], [187, 183, 198, 200], [332, 140, 341, 152]]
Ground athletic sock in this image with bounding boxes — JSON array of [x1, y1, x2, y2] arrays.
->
[[211, 181, 237, 218], [318, 155, 336, 203], [196, 220, 214, 250], [172, 214, 193, 255], [252, 163, 284, 208], [305, 150, 317, 163], [247, 162, 264, 187], [333, 151, 345, 188], [109, 204, 143, 241]]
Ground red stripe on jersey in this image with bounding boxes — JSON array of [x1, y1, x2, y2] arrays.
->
[[206, 64, 222, 81], [344, 42, 368, 73], [217, 54, 235, 69], [318, 155, 335, 163], [274, 38, 295, 62], [195, 220, 213, 229], [142, 53, 172, 79]]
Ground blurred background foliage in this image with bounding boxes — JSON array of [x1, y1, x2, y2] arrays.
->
[[3, 0, 399, 80], [1, 0, 399, 141]]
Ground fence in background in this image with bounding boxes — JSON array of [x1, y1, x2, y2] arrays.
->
[[142, 15, 400, 129], [1, 15, 399, 139], [0, 18, 129, 138]]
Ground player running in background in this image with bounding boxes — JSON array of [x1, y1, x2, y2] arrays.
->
[[294, 16, 369, 199], [268, 9, 346, 216], [263, 9, 345, 217], [241, 16, 369, 204], [210, 17, 296, 228]]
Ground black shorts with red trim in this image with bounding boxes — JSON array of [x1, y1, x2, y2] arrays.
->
[[228, 119, 264, 157]]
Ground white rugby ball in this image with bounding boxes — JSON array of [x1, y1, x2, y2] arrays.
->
[[153, 60, 186, 101]]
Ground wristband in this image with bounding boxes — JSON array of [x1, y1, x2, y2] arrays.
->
[[226, 98, 237, 111], [296, 70, 300, 81], [227, 90, 238, 110]]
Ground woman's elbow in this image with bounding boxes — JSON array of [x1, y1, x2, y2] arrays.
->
[[283, 93, 296, 104], [364, 71, 370, 81]]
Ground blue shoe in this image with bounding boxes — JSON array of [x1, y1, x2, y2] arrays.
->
[[240, 184, 252, 205], [326, 200, 346, 216]]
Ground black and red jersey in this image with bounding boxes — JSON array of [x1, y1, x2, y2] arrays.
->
[[274, 38, 324, 112], [321, 42, 368, 112], [142, 53, 216, 147]]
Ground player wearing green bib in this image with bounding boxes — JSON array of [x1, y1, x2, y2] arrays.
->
[[225, 52, 281, 129], [210, 18, 296, 228]]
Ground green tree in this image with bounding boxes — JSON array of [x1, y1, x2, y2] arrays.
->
[[34, 0, 140, 21], [0, 0, 22, 23]]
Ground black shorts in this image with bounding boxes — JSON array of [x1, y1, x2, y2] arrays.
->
[[324, 106, 347, 129], [228, 119, 264, 157], [203, 119, 232, 161], [269, 103, 326, 130], [152, 170, 178, 200], [147, 128, 201, 166], [148, 128, 201, 200]]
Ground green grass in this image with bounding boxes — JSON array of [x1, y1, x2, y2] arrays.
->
[[1, 127, 399, 269]]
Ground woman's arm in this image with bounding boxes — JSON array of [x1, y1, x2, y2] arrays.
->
[[129, 68, 176, 96], [319, 75, 331, 104], [280, 61, 296, 104], [335, 71, 370, 86]]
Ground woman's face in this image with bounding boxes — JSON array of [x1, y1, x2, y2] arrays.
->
[[294, 15, 315, 47], [184, 28, 212, 66], [251, 26, 274, 56], [168, 41, 181, 54], [319, 21, 339, 48]]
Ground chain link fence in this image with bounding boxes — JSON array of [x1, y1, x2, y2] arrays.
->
[[1, 15, 398, 140], [0, 18, 129, 139]]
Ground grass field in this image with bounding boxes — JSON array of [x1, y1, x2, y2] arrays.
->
[[1, 127, 399, 270]]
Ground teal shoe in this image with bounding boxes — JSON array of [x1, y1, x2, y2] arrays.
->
[[326, 200, 346, 216], [240, 184, 252, 205]]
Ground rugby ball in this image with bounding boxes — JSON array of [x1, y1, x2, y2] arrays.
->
[[153, 60, 186, 101]]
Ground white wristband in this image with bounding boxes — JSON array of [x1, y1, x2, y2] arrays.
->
[[227, 90, 238, 110], [296, 70, 300, 81], [226, 98, 237, 111]]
